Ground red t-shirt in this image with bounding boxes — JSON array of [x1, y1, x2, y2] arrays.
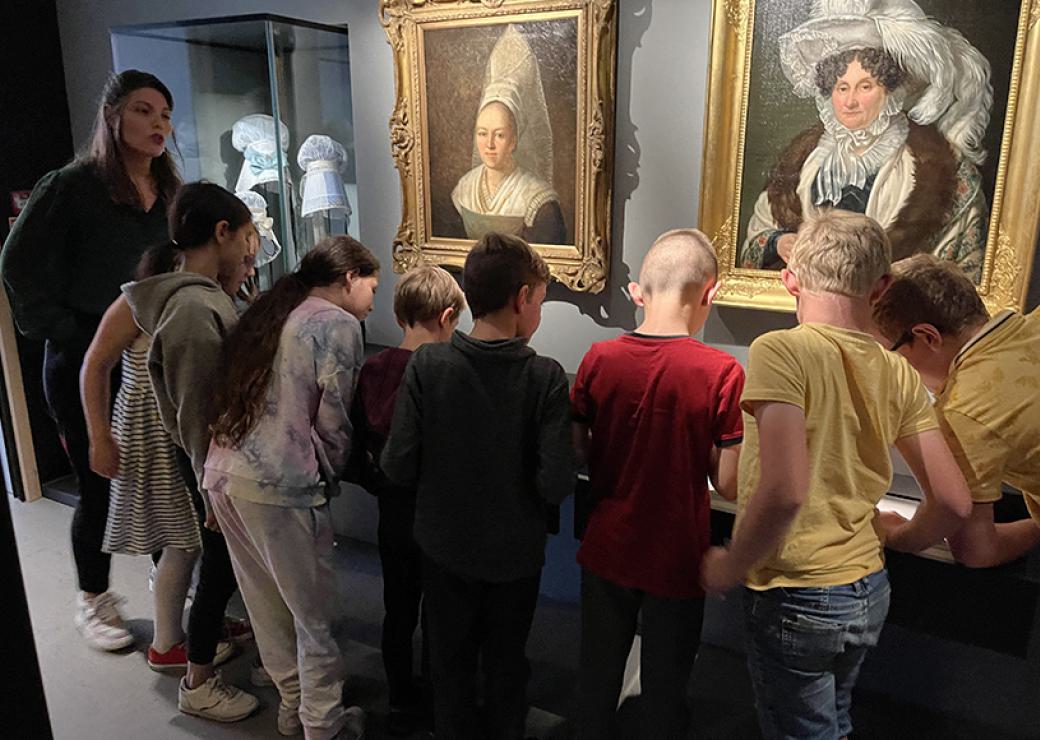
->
[[571, 334, 745, 598]]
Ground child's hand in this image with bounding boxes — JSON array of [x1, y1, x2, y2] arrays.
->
[[700, 546, 745, 594], [204, 510, 222, 534], [877, 510, 910, 546], [89, 434, 120, 479]]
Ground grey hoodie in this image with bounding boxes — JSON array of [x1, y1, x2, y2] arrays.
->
[[123, 272, 238, 511]]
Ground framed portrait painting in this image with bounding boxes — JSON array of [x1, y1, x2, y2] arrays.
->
[[380, 0, 617, 293], [701, 0, 1040, 312]]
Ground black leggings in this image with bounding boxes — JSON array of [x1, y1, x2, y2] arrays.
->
[[175, 449, 239, 665], [43, 323, 117, 594]]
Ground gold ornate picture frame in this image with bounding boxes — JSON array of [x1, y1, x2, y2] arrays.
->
[[380, 0, 617, 293], [700, 0, 1040, 312]]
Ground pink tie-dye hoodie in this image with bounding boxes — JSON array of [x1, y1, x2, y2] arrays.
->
[[203, 296, 364, 508]]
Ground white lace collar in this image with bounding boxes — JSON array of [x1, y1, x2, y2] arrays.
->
[[813, 94, 909, 206]]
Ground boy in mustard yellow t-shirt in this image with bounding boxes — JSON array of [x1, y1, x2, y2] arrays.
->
[[873, 254, 1040, 567], [701, 211, 972, 740]]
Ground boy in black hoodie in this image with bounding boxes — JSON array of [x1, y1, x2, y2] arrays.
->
[[381, 232, 573, 740]]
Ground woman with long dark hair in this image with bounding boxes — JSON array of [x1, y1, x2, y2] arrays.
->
[[0, 70, 180, 650], [205, 236, 378, 740]]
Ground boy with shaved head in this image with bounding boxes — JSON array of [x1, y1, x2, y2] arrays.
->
[[571, 228, 745, 739]]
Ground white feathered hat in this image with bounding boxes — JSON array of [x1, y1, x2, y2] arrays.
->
[[779, 0, 992, 163]]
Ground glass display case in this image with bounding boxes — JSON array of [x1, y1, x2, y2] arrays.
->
[[111, 14, 358, 287]]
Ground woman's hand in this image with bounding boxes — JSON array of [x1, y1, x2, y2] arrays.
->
[[89, 434, 120, 479]]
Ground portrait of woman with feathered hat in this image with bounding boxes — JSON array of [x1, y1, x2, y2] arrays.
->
[[740, 0, 994, 282]]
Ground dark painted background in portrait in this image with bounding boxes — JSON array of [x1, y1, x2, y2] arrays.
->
[[423, 17, 578, 243], [736, 0, 1021, 264]]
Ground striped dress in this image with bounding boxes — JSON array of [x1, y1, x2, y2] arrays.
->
[[102, 334, 201, 555]]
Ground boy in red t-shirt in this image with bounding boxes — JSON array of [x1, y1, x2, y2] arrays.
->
[[570, 229, 744, 740], [349, 265, 464, 735]]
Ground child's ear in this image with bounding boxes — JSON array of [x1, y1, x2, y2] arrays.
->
[[213, 219, 230, 243], [438, 306, 455, 327], [868, 273, 894, 305], [913, 323, 945, 351], [514, 284, 531, 313], [628, 281, 645, 307], [780, 268, 800, 298], [703, 279, 721, 306]]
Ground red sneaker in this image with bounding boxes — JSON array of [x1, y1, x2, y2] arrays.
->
[[148, 641, 188, 671], [222, 616, 254, 644]]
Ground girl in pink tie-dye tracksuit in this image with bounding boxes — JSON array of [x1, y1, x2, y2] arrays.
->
[[204, 236, 379, 740]]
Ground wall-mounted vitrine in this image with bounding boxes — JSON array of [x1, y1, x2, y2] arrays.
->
[[111, 14, 358, 285]]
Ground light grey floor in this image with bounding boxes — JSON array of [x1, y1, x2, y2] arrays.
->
[[12, 496, 573, 740], [14, 495, 319, 739]]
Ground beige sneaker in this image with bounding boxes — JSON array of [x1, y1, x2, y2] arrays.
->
[[178, 673, 258, 722], [213, 639, 236, 667], [74, 592, 134, 651], [277, 701, 303, 736]]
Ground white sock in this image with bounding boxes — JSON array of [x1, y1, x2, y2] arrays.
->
[[152, 547, 199, 653]]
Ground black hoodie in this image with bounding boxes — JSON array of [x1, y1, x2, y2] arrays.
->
[[381, 331, 573, 582]]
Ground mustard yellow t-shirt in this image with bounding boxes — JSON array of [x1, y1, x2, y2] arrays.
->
[[735, 323, 937, 590], [935, 309, 1040, 519]]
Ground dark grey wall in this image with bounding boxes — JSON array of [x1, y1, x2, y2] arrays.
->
[[49, 0, 719, 372], [53, 0, 1039, 370]]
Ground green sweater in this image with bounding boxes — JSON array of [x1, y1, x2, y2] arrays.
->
[[0, 161, 168, 342]]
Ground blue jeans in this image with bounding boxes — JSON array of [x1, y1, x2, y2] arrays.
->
[[742, 569, 891, 740]]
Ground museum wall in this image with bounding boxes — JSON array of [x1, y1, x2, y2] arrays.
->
[[49, 0, 750, 370], [53, 0, 1040, 371]]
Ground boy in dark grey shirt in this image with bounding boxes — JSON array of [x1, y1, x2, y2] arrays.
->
[[381, 232, 572, 740]]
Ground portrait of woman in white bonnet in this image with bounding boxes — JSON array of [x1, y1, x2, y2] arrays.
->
[[739, 0, 998, 282], [449, 25, 567, 245]]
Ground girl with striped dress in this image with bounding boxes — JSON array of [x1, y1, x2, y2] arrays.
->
[[80, 243, 239, 670]]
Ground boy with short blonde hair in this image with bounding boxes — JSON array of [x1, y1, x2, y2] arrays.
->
[[702, 211, 972, 740], [873, 254, 1040, 567], [382, 233, 572, 740], [572, 228, 744, 740], [351, 264, 464, 734], [393, 264, 467, 330]]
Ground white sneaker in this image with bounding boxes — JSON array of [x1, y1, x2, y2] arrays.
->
[[251, 660, 274, 687], [178, 673, 259, 722], [335, 706, 366, 740], [74, 592, 134, 651], [277, 701, 303, 736], [213, 640, 236, 667]]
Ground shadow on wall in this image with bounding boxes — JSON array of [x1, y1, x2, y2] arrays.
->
[[545, 0, 652, 332]]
